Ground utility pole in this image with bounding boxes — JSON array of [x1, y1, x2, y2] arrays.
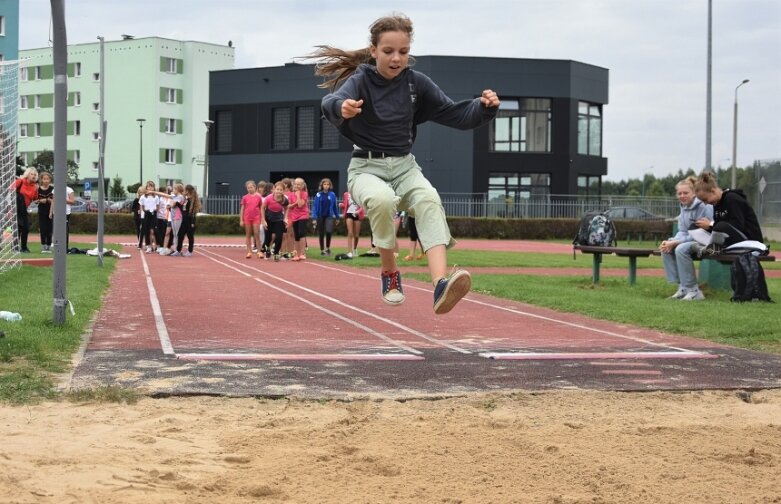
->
[[202, 120, 214, 213], [136, 118, 146, 184], [51, 0, 67, 324], [704, 0, 712, 172]]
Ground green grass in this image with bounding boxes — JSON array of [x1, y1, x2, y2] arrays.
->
[[1, 239, 779, 404], [0, 242, 117, 404]]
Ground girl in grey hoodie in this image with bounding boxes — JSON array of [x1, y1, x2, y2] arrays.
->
[[660, 176, 714, 300]]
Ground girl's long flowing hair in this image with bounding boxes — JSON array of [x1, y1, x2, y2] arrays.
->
[[303, 13, 414, 91], [185, 184, 201, 215]]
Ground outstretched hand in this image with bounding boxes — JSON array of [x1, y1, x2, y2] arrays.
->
[[480, 89, 500, 108], [341, 99, 364, 119]]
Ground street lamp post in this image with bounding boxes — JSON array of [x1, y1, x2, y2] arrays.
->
[[202, 120, 214, 212], [136, 118, 146, 184], [731, 79, 749, 188]]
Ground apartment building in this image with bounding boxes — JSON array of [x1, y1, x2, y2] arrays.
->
[[18, 36, 233, 195]]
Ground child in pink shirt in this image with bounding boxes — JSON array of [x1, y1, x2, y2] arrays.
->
[[288, 177, 310, 261], [240, 180, 263, 258]]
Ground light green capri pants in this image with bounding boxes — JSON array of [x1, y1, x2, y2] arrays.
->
[[347, 153, 455, 252]]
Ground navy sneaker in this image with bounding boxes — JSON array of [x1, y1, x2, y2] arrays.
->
[[433, 269, 471, 314], [380, 270, 405, 306]]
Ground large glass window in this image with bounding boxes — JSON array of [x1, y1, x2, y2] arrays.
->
[[295, 106, 314, 150], [320, 117, 340, 149], [215, 110, 232, 152], [490, 98, 551, 152], [488, 172, 551, 217], [578, 101, 602, 156], [272, 107, 291, 150], [577, 175, 601, 197]]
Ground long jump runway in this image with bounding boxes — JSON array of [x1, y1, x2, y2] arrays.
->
[[69, 245, 781, 398]]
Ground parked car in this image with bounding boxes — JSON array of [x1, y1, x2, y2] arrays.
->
[[85, 200, 113, 212], [108, 199, 135, 213], [28, 197, 88, 213], [70, 197, 88, 213], [604, 206, 665, 221]]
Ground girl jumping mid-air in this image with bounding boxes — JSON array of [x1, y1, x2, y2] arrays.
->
[[309, 13, 500, 314]]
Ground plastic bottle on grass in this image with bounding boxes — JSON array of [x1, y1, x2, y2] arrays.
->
[[0, 311, 22, 322]]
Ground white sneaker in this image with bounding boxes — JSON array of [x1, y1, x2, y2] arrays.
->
[[669, 287, 687, 299], [346, 252, 353, 259], [145, 246, 152, 253], [681, 289, 705, 301]]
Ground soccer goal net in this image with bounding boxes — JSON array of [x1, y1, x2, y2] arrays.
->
[[0, 59, 20, 274]]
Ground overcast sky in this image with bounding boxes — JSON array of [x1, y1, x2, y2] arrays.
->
[[18, 0, 781, 182]]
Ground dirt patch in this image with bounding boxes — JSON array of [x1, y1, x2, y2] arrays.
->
[[2, 389, 780, 503]]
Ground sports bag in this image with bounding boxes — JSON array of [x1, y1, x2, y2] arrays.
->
[[573, 211, 617, 247], [730, 252, 772, 303]]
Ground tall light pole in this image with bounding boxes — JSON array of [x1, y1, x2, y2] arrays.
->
[[136, 118, 146, 184], [731, 79, 749, 188], [202, 120, 214, 212]]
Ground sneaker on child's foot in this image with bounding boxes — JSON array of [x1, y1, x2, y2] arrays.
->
[[380, 270, 405, 306], [681, 289, 705, 301], [169, 251, 180, 257], [669, 287, 688, 299], [182, 251, 192, 257], [433, 269, 472, 314], [273, 254, 280, 262]]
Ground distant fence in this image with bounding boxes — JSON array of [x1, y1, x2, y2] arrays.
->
[[201, 193, 681, 219]]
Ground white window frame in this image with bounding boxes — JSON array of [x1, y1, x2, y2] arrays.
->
[[34, 123, 42, 137], [34, 66, 42, 80], [20, 67, 28, 81], [167, 57, 177, 73], [74, 91, 81, 106], [19, 96, 28, 109], [34, 95, 41, 109], [92, 72, 100, 82], [74, 62, 81, 77], [19, 124, 28, 138], [165, 118, 176, 133], [73, 151, 81, 165], [0, 16, 6, 36], [166, 88, 176, 103], [164, 149, 176, 164]]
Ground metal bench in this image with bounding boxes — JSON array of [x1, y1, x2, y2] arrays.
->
[[573, 245, 657, 285]]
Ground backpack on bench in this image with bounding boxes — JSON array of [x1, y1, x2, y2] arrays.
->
[[730, 252, 773, 303], [573, 211, 617, 247]]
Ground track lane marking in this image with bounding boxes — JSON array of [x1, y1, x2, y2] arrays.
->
[[140, 252, 175, 355], [201, 249, 472, 355], [198, 250, 425, 356]]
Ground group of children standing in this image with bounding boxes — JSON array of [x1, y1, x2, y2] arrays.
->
[[134, 180, 201, 257], [240, 176, 313, 262]]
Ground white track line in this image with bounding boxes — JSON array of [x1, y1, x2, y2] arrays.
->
[[140, 252, 175, 355], [307, 261, 707, 356], [201, 249, 472, 354], [480, 351, 716, 360], [199, 250, 425, 356], [177, 353, 425, 361]]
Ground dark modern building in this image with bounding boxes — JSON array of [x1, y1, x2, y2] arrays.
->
[[207, 56, 608, 205]]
